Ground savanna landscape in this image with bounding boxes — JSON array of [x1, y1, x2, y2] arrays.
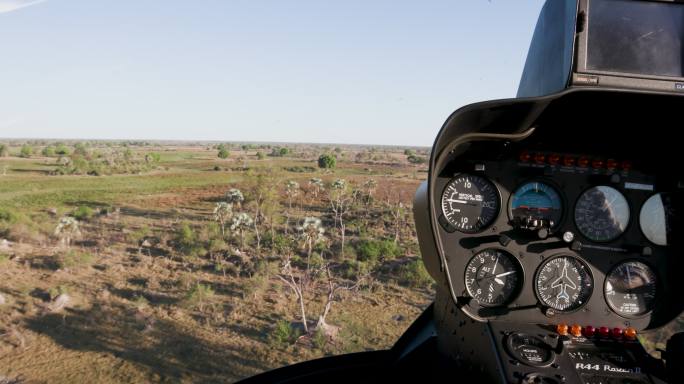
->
[[0, 140, 681, 384], [0, 140, 433, 383]]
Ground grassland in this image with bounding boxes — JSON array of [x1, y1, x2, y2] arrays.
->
[[0, 141, 432, 383]]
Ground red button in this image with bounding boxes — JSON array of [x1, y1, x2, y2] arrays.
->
[[583, 326, 595, 337], [599, 326, 610, 338], [612, 328, 623, 339]]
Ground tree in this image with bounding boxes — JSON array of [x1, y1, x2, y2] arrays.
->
[[54, 217, 81, 248], [212, 202, 233, 236], [226, 188, 244, 208], [230, 212, 254, 250], [284, 180, 300, 232], [297, 217, 325, 268], [318, 154, 336, 169], [218, 148, 230, 159], [42, 146, 56, 157], [329, 179, 354, 258], [19, 145, 32, 158], [308, 178, 325, 199], [0, 144, 8, 157], [362, 179, 378, 206]]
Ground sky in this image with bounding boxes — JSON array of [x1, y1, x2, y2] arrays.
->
[[0, 0, 545, 146]]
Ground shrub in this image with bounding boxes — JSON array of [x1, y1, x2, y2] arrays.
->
[[397, 258, 433, 289], [42, 146, 56, 157], [356, 239, 400, 264], [318, 154, 336, 169], [0, 143, 8, 157], [0, 208, 18, 224], [256, 151, 265, 160], [184, 283, 215, 310], [72, 206, 94, 221], [271, 319, 301, 347], [407, 154, 427, 164], [312, 327, 327, 350], [218, 148, 230, 159], [174, 223, 204, 257], [0, 253, 9, 264], [57, 250, 95, 269], [19, 145, 32, 158], [48, 285, 69, 300]]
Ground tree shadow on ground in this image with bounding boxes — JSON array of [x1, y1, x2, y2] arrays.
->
[[24, 302, 269, 383]]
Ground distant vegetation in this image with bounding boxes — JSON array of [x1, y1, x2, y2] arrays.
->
[[0, 140, 434, 382]]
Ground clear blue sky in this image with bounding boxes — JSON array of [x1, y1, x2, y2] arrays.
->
[[0, 0, 545, 146]]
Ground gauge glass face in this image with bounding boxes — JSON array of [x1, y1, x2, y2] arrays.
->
[[506, 333, 554, 367], [605, 261, 657, 317], [441, 175, 499, 233], [640, 193, 669, 246], [464, 249, 522, 306], [535, 256, 593, 312], [575, 186, 630, 242], [509, 182, 563, 229]]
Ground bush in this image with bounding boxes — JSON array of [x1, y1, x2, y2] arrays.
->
[[42, 146, 56, 157], [397, 258, 433, 289], [271, 319, 302, 347], [0, 208, 18, 224], [218, 148, 230, 159], [184, 283, 215, 310], [72, 206, 94, 221], [312, 327, 327, 350], [0, 143, 8, 157], [256, 151, 265, 160], [318, 154, 336, 169], [19, 145, 32, 158], [57, 250, 95, 269], [407, 154, 427, 164], [356, 239, 400, 264], [174, 223, 204, 257], [0, 253, 9, 264]]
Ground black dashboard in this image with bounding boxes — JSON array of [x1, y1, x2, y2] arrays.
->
[[431, 140, 681, 331]]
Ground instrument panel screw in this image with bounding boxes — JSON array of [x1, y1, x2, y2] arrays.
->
[[562, 231, 574, 243]]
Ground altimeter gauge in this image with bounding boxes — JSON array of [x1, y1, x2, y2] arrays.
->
[[464, 249, 523, 306]]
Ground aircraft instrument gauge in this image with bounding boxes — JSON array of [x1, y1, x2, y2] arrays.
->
[[464, 249, 522, 306], [535, 256, 593, 312], [441, 175, 499, 233]]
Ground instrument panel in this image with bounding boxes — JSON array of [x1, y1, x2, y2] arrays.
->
[[432, 147, 679, 329]]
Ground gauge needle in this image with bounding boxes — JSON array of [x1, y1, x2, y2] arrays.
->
[[492, 256, 499, 275], [495, 271, 515, 278], [446, 199, 468, 204], [495, 278, 504, 285]]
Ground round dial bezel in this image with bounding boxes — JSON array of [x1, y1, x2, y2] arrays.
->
[[463, 248, 524, 307], [574, 185, 631, 243], [508, 179, 565, 230], [604, 260, 658, 319], [534, 255, 594, 313], [440, 174, 501, 234]]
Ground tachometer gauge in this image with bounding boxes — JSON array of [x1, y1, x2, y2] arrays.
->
[[510, 182, 563, 229], [441, 175, 499, 233], [575, 186, 630, 242], [640, 193, 670, 246], [535, 256, 593, 312], [605, 261, 657, 317], [464, 249, 522, 306]]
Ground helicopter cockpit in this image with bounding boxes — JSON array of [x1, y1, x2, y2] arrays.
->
[[242, 1, 684, 383]]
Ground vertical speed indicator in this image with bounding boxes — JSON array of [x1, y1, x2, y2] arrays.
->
[[441, 175, 500, 233]]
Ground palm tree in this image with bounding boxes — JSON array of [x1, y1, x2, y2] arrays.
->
[[308, 178, 325, 199], [297, 217, 325, 269], [230, 212, 254, 250], [212, 202, 233, 237], [54, 217, 81, 247], [226, 188, 244, 209]]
